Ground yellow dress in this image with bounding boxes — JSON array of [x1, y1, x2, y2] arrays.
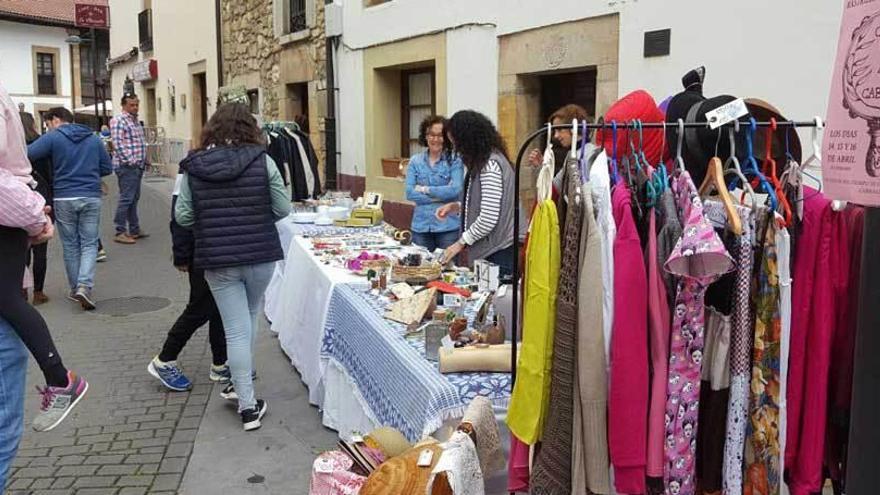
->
[[506, 198, 561, 444]]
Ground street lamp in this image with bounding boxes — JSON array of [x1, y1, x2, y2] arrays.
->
[[65, 31, 101, 130]]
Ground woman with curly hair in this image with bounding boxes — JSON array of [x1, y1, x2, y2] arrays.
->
[[405, 115, 464, 251], [174, 102, 291, 431], [437, 110, 517, 276]]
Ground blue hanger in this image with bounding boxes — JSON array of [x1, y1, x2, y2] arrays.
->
[[732, 118, 777, 211]]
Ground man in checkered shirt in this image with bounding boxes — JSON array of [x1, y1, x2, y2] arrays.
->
[[110, 93, 148, 245]]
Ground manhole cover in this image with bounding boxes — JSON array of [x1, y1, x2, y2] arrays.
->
[[95, 296, 172, 316]]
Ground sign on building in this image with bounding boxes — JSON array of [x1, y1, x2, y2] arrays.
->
[[74, 4, 110, 29], [132, 59, 158, 82]]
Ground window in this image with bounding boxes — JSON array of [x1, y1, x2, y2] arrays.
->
[[138, 9, 153, 52], [247, 89, 260, 115], [36, 53, 57, 95], [401, 68, 435, 157], [289, 0, 306, 33]]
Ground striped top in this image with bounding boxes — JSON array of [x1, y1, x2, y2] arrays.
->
[[462, 159, 503, 246]]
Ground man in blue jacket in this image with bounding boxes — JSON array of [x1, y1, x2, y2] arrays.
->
[[27, 107, 112, 310]]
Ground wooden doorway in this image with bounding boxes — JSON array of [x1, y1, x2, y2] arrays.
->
[[191, 72, 208, 146]]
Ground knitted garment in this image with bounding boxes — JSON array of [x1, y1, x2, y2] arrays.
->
[[529, 155, 583, 495]]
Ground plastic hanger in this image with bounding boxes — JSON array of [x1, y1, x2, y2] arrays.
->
[[609, 121, 620, 185], [570, 118, 578, 159], [536, 123, 555, 202], [674, 118, 686, 173], [654, 121, 669, 194], [578, 120, 591, 182], [761, 119, 793, 225], [799, 116, 845, 210], [733, 118, 777, 212], [781, 122, 823, 202], [699, 130, 743, 235], [723, 121, 758, 209]]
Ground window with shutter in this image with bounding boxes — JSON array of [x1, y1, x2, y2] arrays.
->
[[36, 53, 57, 95], [401, 68, 435, 157]]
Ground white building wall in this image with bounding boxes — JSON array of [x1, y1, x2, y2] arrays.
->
[[108, 0, 218, 149], [335, 0, 844, 177], [337, 45, 366, 177], [0, 19, 74, 113], [445, 25, 498, 123]]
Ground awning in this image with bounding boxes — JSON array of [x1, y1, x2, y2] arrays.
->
[[74, 100, 113, 114], [106, 47, 138, 68]]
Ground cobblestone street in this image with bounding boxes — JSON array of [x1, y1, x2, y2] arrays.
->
[[4, 178, 336, 495]]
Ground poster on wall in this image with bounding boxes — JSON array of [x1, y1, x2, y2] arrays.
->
[[823, 0, 880, 206]]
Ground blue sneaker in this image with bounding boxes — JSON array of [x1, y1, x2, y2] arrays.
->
[[148, 357, 193, 392]]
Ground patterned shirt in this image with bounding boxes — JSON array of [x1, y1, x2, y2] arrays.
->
[[110, 111, 147, 169]]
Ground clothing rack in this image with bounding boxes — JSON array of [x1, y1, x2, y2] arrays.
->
[[263, 121, 301, 131], [508, 118, 822, 385]]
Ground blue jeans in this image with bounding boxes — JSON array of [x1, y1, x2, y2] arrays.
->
[[204, 262, 275, 412], [0, 317, 28, 489], [114, 166, 143, 235], [412, 230, 459, 252], [54, 198, 102, 290]]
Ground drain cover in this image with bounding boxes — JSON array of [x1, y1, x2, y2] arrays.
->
[[95, 296, 171, 316]]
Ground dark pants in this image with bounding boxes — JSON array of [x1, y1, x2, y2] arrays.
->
[[114, 166, 143, 235], [0, 227, 67, 387], [25, 242, 48, 292], [485, 244, 516, 279], [159, 268, 227, 366], [412, 230, 459, 252]]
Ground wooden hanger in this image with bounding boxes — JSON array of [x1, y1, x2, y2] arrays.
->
[[700, 156, 743, 235]]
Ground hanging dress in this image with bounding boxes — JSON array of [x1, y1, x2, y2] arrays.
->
[[662, 171, 733, 495]]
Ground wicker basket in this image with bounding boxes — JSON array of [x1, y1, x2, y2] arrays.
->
[[391, 262, 442, 283]]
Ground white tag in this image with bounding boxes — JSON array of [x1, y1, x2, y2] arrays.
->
[[417, 449, 434, 467], [441, 335, 454, 350], [705, 98, 748, 130], [350, 434, 364, 444], [172, 174, 183, 196], [314, 458, 335, 473]]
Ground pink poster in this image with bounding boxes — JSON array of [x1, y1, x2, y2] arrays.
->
[[824, 0, 880, 206]]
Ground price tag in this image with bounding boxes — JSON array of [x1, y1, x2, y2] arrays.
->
[[441, 335, 454, 350], [350, 434, 364, 444], [314, 458, 335, 473], [417, 449, 434, 467], [705, 98, 748, 130]]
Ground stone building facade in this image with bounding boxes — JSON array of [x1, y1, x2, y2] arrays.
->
[[220, 0, 329, 182]]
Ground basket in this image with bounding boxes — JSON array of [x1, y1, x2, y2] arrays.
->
[[391, 262, 443, 283]]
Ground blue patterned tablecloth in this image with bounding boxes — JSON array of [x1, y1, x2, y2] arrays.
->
[[321, 283, 512, 442]]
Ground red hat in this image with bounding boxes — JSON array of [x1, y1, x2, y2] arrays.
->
[[600, 90, 666, 166]]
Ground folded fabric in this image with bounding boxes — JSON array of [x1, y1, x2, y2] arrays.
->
[[309, 450, 368, 495], [428, 431, 485, 495], [439, 344, 516, 373], [461, 396, 505, 476]]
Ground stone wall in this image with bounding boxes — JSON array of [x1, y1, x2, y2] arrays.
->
[[221, 0, 281, 118], [221, 0, 329, 184]]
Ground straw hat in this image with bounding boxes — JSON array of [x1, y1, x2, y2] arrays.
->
[[365, 426, 412, 459], [360, 441, 449, 495]]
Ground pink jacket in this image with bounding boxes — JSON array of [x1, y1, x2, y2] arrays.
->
[[0, 167, 47, 235], [0, 82, 34, 184], [609, 184, 648, 494], [785, 189, 862, 495]]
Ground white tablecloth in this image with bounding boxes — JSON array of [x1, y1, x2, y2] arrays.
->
[[267, 234, 359, 406]]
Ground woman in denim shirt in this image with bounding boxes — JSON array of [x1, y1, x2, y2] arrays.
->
[[405, 115, 464, 251]]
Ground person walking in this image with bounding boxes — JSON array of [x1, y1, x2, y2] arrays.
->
[[404, 115, 464, 251], [147, 168, 229, 392], [110, 93, 148, 245], [437, 110, 518, 277], [175, 103, 291, 431], [27, 107, 113, 310], [19, 109, 53, 305], [1, 86, 88, 433]]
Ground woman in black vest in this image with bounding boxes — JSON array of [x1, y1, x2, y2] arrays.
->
[[174, 103, 291, 431]]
